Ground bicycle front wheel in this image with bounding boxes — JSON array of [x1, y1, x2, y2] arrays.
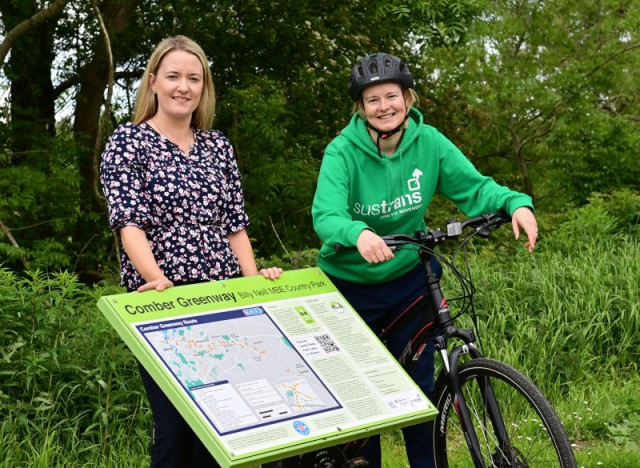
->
[[432, 358, 576, 467]]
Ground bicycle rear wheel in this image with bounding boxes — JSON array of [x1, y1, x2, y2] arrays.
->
[[432, 358, 576, 467]]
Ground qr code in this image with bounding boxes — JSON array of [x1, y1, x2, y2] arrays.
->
[[314, 334, 340, 353]]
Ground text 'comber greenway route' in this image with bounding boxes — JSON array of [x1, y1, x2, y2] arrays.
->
[[137, 306, 341, 435]]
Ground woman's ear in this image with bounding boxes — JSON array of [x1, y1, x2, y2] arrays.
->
[[403, 89, 412, 106]]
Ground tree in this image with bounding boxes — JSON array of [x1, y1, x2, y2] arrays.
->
[[0, 0, 73, 270], [0, 0, 62, 154], [421, 0, 640, 205], [0, 0, 482, 277], [0, 0, 70, 67]]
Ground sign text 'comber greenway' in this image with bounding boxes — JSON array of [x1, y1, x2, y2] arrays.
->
[[122, 281, 323, 315], [97, 268, 437, 467]]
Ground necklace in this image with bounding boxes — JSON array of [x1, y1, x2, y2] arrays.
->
[[152, 118, 194, 154]]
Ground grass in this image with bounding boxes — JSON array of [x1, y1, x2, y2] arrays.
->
[[1, 202, 638, 466], [380, 372, 640, 468]]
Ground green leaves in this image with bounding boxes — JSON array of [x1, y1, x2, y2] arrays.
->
[[0, 268, 148, 464], [376, 0, 482, 47], [421, 0, 640, 205]]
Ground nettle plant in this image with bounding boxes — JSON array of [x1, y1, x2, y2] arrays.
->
[[0, 268, 148, 464]]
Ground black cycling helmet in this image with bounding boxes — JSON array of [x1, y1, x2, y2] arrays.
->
[[348, 53, 414, 101]]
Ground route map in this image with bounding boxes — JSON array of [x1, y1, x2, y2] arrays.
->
[[137, 306, 341, 435]]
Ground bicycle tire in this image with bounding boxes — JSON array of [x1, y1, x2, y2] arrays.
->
[[267, 445, 352, 468], [432, 357, 576, 468]]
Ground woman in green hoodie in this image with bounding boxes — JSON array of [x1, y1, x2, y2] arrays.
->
[[311, 53, 538, 468]]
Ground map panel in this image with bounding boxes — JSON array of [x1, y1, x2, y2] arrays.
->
[[137, 306, 341, 435]]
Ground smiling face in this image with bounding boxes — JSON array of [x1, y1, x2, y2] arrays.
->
[[361, 81, 409, 132], [149, 49, 204, 122]]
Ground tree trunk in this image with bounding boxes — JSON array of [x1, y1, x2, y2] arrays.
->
[[1, 2, 57, 157], [511, 132, 535, 200], [73, 0, 144, 206], [70, 0, 143, 281]]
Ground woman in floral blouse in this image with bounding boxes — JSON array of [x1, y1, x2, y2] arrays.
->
[[100, 35, 281, 467]]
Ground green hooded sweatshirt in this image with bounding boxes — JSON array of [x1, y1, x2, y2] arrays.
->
[[312, 107, 533, 284]]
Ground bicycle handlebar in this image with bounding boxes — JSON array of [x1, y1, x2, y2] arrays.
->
[[334, 210, 510, 252], [383, 210, 510, 248]]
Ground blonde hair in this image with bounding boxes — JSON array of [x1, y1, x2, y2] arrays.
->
[[353, 87, 419, 120], [133, 35, 215, 130]]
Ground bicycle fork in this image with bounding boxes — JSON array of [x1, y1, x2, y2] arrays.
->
[[422, 250, 514, 466], [436, 339, 513, 468]]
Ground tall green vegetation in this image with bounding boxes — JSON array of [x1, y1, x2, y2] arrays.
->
[[470, 205, 640, 386], [1, 194, 639, 465], [0, 270, 149, 465]]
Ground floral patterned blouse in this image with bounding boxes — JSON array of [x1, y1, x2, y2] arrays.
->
[[100, 122, 250, 290]]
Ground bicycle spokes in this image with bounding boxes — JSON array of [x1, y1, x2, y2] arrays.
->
[[434, 359, 576, 467]]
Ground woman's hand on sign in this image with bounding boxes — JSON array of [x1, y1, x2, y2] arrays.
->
[[137, 275, 174, 292], [259, 267, 283, 280]]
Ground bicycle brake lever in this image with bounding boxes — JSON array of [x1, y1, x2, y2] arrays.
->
[[476, 227, 492, 238]]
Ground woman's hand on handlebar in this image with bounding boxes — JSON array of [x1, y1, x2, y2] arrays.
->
[[357, 229, 395, 263], [512, 207, 538, 253]]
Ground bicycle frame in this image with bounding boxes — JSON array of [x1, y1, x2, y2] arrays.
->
[[345, 231, 516, 467], [280, 212, 573, 468]]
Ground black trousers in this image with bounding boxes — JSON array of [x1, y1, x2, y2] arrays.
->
[[139, 362, 221, 467], [130, 279, 223, 467]]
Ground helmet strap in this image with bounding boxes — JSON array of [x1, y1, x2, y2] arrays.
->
[[365, 114, 409, 158]]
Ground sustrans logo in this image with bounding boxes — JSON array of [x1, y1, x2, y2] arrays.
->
[[408, 168, 422, 191], [353, 168, 423, 217]]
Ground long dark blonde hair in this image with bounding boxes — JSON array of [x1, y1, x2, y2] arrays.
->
[[133, 35, 215, 130]]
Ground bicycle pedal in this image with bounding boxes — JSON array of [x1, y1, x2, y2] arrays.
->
[[343, 457, 369, 467]]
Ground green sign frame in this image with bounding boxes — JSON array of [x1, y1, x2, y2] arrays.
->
[[97, 268, 437, 467]]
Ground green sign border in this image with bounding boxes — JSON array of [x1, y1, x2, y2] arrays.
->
[[97, 268, 437, 467]]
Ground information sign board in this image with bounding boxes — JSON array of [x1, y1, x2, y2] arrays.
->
[[97, 268, 437, 467]]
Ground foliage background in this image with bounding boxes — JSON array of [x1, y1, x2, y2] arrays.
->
[[1, 0, 636, 275], [1, 0, 639, 466]]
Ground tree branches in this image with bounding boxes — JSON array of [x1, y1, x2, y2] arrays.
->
[[0, 218, 29, 268], [0, 0, 71, 67]]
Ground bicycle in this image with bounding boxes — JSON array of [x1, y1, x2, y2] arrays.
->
[[272, 210, 576, 468]]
